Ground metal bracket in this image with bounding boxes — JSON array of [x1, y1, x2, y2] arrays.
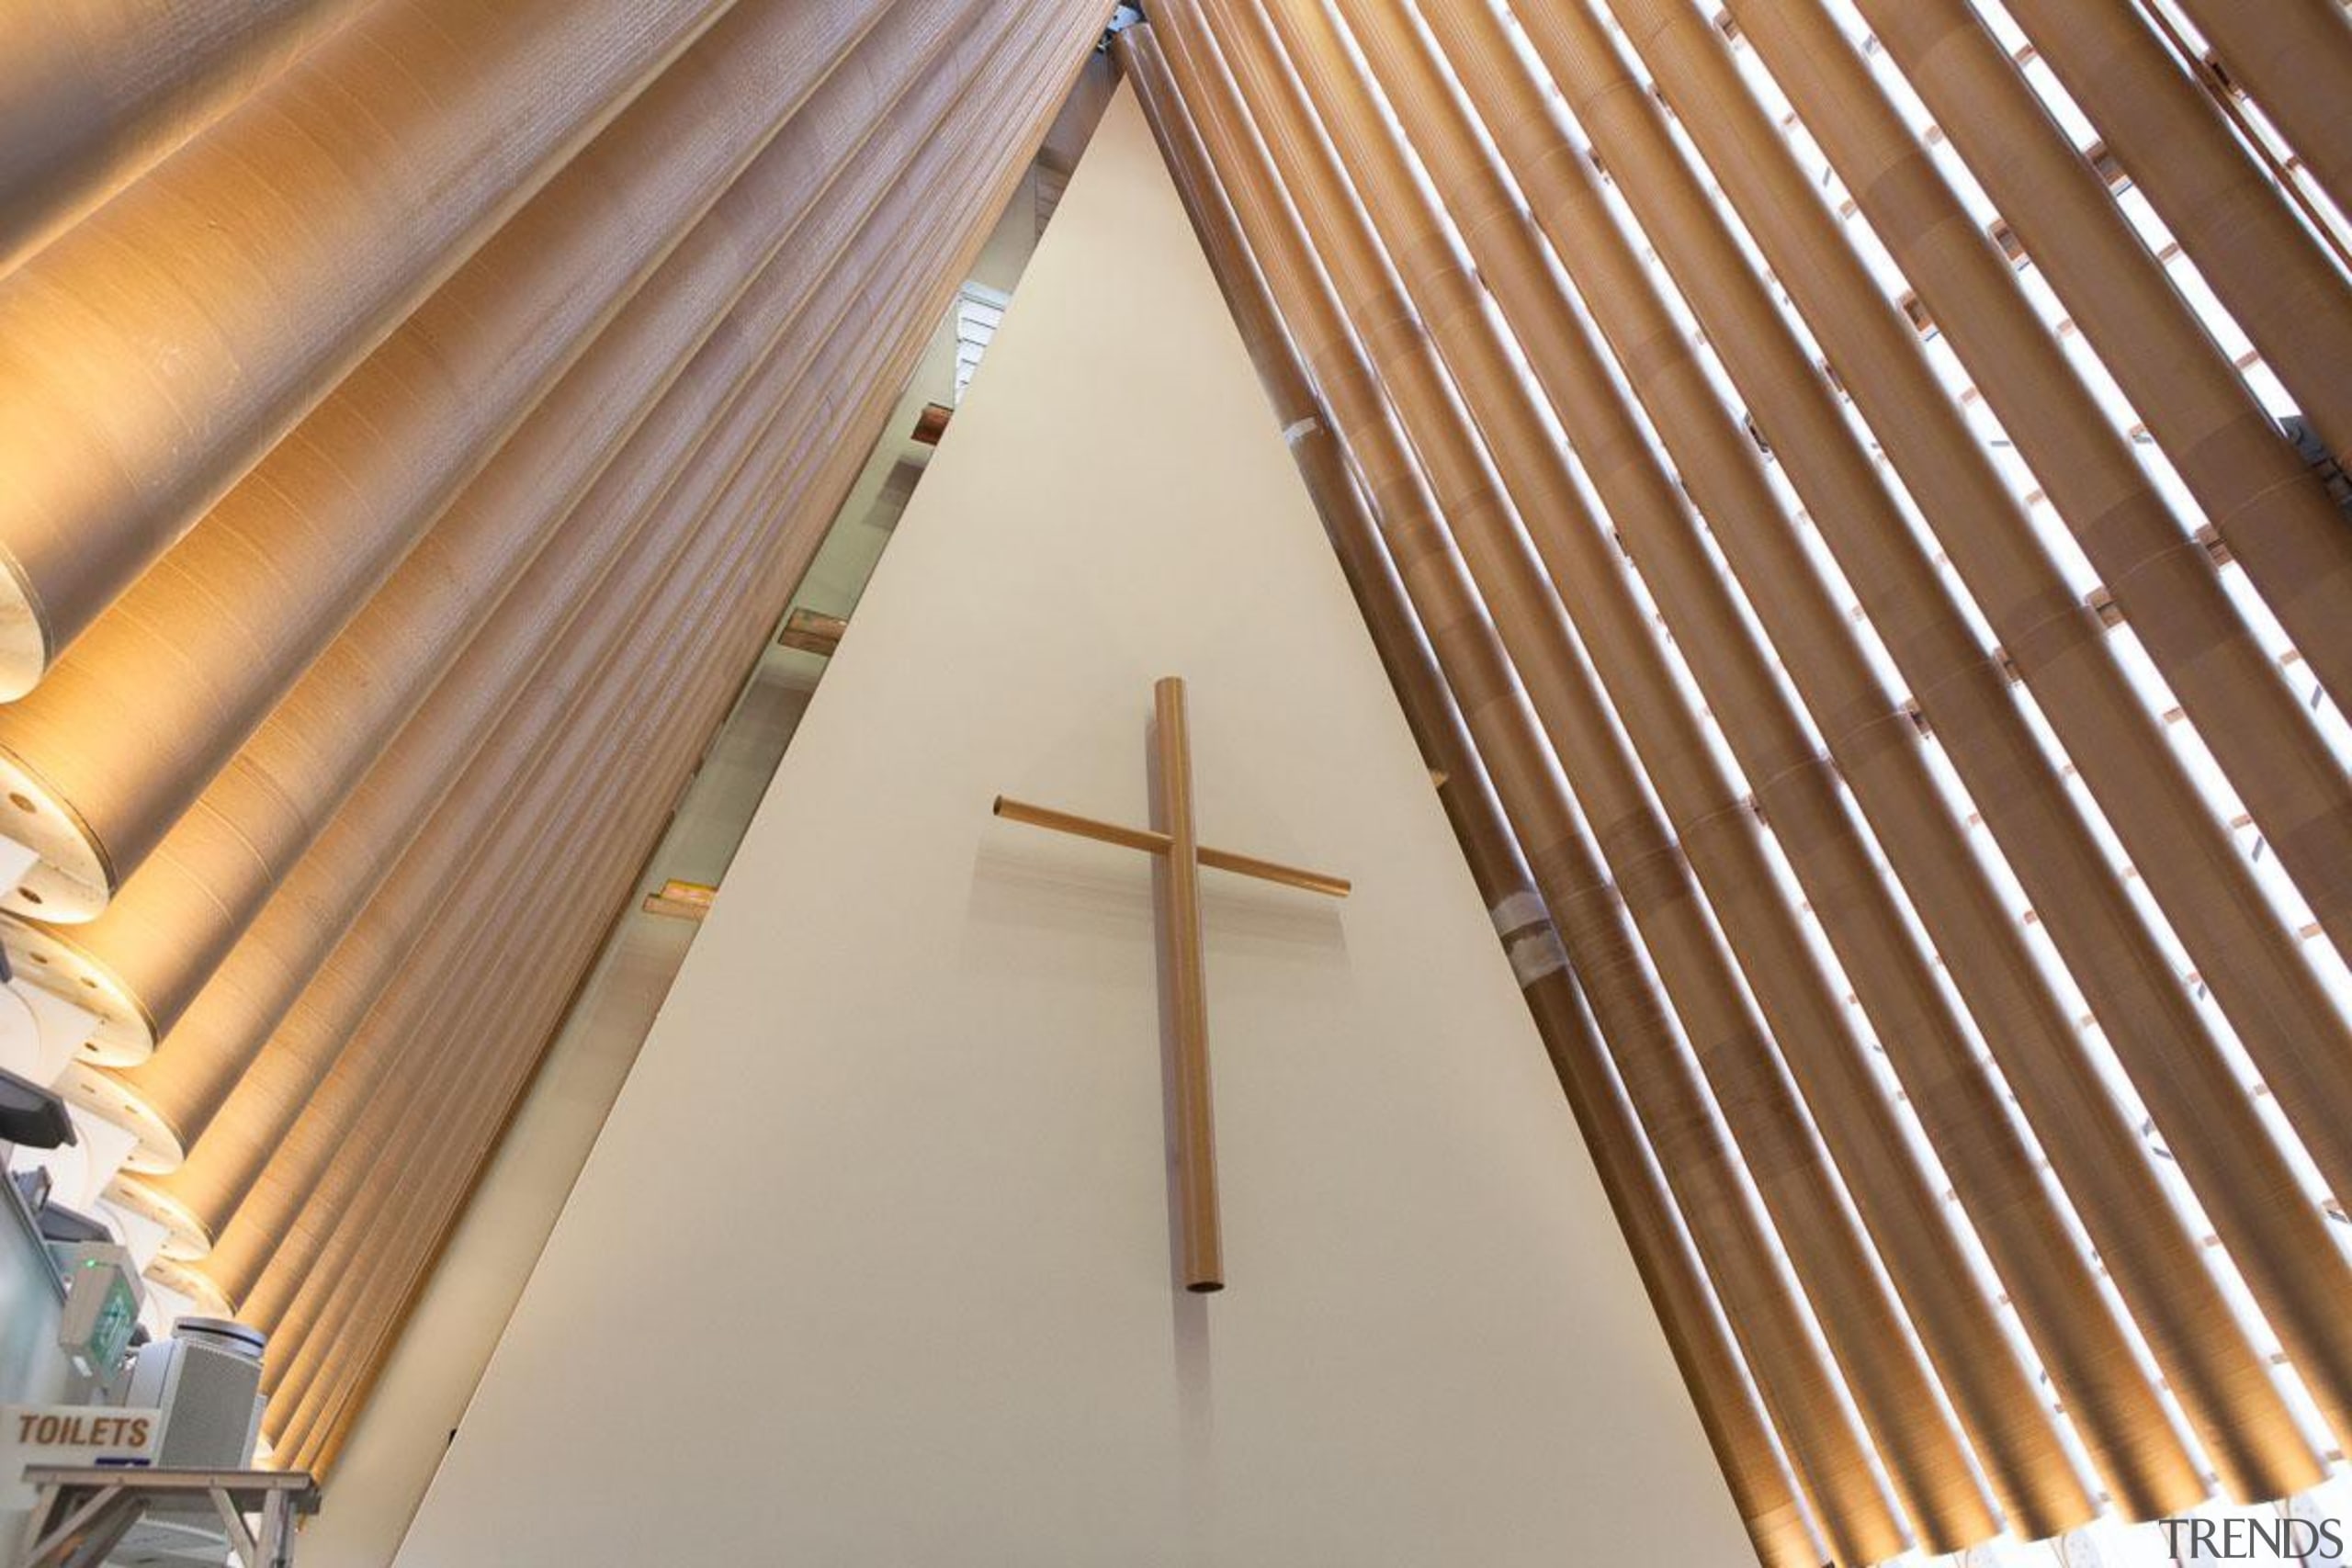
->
[[1100, 4, 1146, 50]]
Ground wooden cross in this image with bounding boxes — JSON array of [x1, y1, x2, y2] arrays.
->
[[992, 676, 1350, 1292]]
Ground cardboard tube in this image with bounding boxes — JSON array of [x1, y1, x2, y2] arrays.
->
[[0, 0, 978, 1066], [1849, 0, 2352, 743], [273, 367, 933, 1470], [1995, 0, 2352, 502], [207, 261, 904, 1312], [1602, 0, 2352, 1474], [0, 0, 756, 697], [2166, 0, 2352, 231], [1116, 32, 1826, 1565], [270, 363, 897, 1472], [1418, 0, 2252, 1524], [245, 353, 850, 1357], [266, 619, 746, 1463], [1362, 0, 2229, 1528], [0, 0, 899, 920], [256, 511, 808, 1457], [92, 0, 1032, 1190], [1152, 6, 1911, 1561], [124, 339, 786, 1263], [1520, 0, 2337, 1498], [0, 0, 371, 274], [1265, 0, 2091, 1538], [137, 0, 1060, 1269], [1207, 0, 2007, 1549], [238, 28, 1095, 1456], [1725, 0, 2352, 1105]]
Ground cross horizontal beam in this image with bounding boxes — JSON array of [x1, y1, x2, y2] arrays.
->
[[991, 795, 1351, 898]]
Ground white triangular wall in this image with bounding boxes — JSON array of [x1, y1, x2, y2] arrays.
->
[[391, 83, 1751, 1566]]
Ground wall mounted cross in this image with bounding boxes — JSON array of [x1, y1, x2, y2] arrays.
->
[[991, 676, 1349, 1292]]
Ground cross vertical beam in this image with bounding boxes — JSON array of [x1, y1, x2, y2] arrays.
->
[[990, 676, 1348, 1296], [1154, 676, 1222, 1292]]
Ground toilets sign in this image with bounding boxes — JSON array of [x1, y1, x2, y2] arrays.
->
[[0, 1404, 160, 1507]]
